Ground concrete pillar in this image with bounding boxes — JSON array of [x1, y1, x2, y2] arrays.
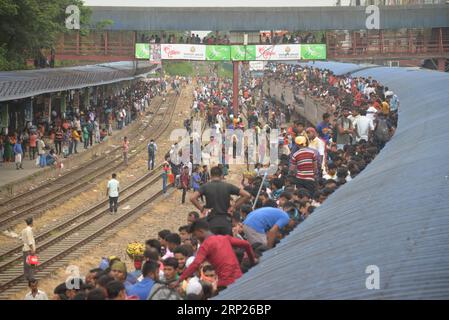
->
[[61, 93, 67, 118], [437, 58, 446, 72]]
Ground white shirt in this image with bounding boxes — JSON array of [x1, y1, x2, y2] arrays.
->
[[107, 179, 120, 197], [323, 173, 337, 180], [366, 106, 378, 122], [348, 114, 360, 127], [354, 116, 374, 142], [187, 162, 193, 176], [24, 290, 48, 300]]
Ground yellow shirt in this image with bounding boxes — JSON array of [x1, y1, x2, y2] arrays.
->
[[72, 130, 80, 141], [381, 101, 390, 115]]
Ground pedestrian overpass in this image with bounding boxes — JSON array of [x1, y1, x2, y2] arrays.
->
[[55, 4, 449, 70]]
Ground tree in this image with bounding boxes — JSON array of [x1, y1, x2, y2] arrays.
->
[[0, 0, 91, 70]]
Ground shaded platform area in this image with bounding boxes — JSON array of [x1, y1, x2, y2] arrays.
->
[[218, 62, 449, 299]]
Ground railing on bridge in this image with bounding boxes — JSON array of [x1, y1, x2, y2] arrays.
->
[[55, 29, 449, 62], [326, 29, 449, 60], [56, 31, 136, 61]]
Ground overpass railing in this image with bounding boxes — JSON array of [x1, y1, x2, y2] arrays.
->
[[55, 28, 449, 62]]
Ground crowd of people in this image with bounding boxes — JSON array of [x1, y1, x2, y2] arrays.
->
[[22, 62, 398, 300], [0, 80, 163, 170], [138, 31, 324, 46]]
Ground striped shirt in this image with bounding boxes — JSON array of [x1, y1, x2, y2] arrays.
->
[[290, 148, 317, 181]]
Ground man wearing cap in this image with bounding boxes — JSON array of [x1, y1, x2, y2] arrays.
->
[[289, 136, 318, 195], [109, 261, 133, 294]]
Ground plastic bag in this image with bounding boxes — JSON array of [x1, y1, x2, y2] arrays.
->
[[26, 255, 39, 265]]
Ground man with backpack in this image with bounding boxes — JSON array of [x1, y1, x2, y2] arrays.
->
[[147, 139, 157, 170]]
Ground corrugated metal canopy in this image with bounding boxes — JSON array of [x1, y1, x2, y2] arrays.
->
[[0, 61, 155, 102], [217, 62, 449, 299]]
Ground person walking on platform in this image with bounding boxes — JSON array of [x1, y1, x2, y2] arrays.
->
[[14, 138, 24, 170], [83, 126, 89, 149], [122, 136, 129, 166], [147, 139, 157, 170], [21, 217, 36, 280], [55, 127, 63, 155], [71, 128, 80, 154], [29, 132, 37, 160], [107, 173, 120, 214]]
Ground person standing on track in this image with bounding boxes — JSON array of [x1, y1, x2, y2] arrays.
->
[[21, 217, 36, 280], [147, 139, 157, 171], [107, 173, 120, 214], [122, 136, 129, 166]]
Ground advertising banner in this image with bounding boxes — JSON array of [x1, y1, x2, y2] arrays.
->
[[301, 44, 327, 60], [149, 44, 326, 61], [230, 45, 256, 61], [255, 45, 301, 61], [161, 44, 206, 60], [206, 45, 231, 61], [135, 43, 150, 59], [150, 44, 161, 64]]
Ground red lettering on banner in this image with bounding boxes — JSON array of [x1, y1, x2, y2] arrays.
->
[[163, 46, 181, 58]]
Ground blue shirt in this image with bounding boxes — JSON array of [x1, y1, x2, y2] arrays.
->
[[243, 207, 290, 234], [390, 95, 399, 112], [126, 277, 155, 300], [13, 143, 23, 155], [126, 272, 138, 285], [192, 173, 201, 190], [316, 121, 331, 143]]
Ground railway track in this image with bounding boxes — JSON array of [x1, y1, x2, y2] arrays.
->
[[0, 93, 177, 231], [0, 91, 184, 298], [0, 95, 162, 208]]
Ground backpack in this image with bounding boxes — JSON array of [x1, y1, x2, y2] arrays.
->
[[87, 122, 93, 133], [148, 143, 155, 156], [375, 118, 390, 142]]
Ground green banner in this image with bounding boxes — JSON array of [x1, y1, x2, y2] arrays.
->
[[135, 43, 150, 59], [301, 44, 327, 60], [230, 45, 256, 61], [206, 45, 231, 61]]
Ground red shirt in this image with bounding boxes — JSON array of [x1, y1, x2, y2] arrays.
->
[[178, 235, 256, 287], [181, 172, 190, 189], [29, 134, 37, 147]]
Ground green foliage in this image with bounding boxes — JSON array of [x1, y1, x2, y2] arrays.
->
[[0, 0, 91, 70], [163, 61, 233, 79], [95, 19, 114, 30]]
